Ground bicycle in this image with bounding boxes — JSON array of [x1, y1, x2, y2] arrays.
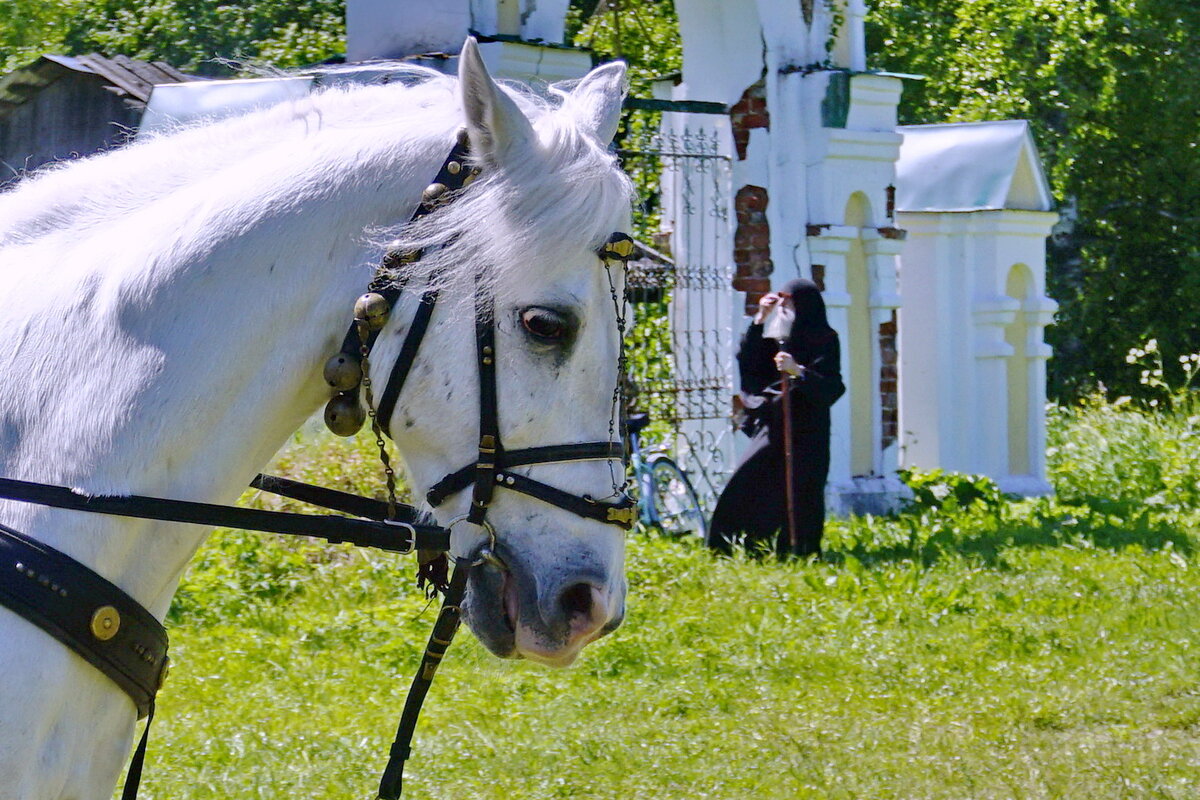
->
[[627, 412, 708, 539]]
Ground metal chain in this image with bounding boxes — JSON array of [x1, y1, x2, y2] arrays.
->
[[356, 319, 399, 521], [603, 259, 631, 498]]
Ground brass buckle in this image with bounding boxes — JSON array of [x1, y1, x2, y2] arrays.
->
[[606, 505, 636, 528]]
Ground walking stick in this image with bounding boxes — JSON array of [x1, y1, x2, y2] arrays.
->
[[778, 350, 798, 556]]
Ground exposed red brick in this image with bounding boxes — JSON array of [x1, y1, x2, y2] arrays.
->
[[730, 78, 769, 161], [811, 264, 826, 290], [732, 275, 771, 293], [879, 311, 899, 450]]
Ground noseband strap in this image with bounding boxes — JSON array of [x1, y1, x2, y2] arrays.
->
[[424, 442, 624, 507]]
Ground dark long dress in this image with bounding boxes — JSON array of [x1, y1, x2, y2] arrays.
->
[[708, 281, 845, 557]]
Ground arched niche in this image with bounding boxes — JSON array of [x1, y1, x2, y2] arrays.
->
[[1004, 263, 1035, 475], [844, 192, 874, 476]]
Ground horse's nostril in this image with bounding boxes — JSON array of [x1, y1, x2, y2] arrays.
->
[[559, 582, 596, 621]]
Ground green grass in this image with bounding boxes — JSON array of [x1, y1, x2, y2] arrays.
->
[[127, 404, 1200, 799]]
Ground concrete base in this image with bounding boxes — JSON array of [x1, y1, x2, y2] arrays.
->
[[828, 474, 908, 517], [996, 475, 1054, 498]]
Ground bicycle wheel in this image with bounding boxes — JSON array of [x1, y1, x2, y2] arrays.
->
[[648, 457, 707, 539]]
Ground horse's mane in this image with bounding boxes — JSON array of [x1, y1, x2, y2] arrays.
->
[[0, 65, 632, 302]]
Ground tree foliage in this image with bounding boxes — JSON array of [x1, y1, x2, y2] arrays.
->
[[0, 0, 345, 75], [868, 0, 1200, 400]]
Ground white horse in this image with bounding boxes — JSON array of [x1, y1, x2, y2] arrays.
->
[[0, 39, 632, 799]]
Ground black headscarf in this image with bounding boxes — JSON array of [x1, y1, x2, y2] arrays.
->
[[780, 278, 835, 361]]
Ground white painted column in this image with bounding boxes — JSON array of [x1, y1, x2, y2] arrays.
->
[[971, 294, 1020, 479], [807, 229, 855, 498]]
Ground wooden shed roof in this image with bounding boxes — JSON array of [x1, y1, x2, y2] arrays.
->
[[0, 53, 194, 114]]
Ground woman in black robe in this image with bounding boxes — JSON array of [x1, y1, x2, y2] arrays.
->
[[707, 278, 845, 557]]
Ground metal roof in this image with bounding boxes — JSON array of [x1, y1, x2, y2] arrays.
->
[[894, 120, 1054, 213], [0, 53, 194, 113]]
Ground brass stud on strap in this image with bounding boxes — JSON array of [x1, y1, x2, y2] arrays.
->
[[447, 161, 462, 175], [601, 232, 636, 262], [323, 353, 363, 391], [354, 292, 391, 331], [606, 506, 636, 527], [90, 606, 121, 641]]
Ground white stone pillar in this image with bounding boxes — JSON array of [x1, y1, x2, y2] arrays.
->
[[807, 229, 855, 497], [971, 294, 1020, 479]]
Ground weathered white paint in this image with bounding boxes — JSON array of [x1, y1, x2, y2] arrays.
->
[[0, 44, 633, 799], [895, 211, 1058, 495], [667, 1, 1057, 510], [335, 0, 1062, 508], [348, 0, 586, 82]]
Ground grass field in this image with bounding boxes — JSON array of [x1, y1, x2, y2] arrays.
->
[[128, 400, 1200, 799]]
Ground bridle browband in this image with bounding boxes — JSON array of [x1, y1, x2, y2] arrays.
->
[[0, 126, 637, 800]]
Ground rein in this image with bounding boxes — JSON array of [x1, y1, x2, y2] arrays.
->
[[0, 127, 636, 799]]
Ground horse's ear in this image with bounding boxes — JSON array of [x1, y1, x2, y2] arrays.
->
[[570, 61, 627, 146], [459, 37, 536, 164]]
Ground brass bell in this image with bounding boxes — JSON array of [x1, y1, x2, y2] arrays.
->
[[422, 182, 448, 203], [353, 292, 391, 331], [323, 352, 363, 391], [324, 392, 366, 436], [384, 248, 422, 269]]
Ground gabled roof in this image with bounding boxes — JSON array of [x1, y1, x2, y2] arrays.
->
[[894, 120, 1053, 213], [0, 53, 194, 114]]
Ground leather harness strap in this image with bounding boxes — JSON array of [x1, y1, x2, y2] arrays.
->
[[424, 442, 624, 506], [0, 524, 169, 719], [0, 476, 447, 554], [375, 288, 438, 439]]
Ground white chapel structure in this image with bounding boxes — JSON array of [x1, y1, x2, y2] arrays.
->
[[134, 0, 1060, 510]]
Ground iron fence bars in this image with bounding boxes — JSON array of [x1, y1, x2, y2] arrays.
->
[[616, 111, 736, 507]]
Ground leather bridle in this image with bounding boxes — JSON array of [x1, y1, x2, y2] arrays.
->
[[326, 128, 636, 544], [0, 127, 637, 800]]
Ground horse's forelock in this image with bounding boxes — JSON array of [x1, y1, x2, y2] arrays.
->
[[375, 102, 634, 308]]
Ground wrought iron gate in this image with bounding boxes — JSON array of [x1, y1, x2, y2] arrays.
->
[[616, 104, 736, 506]]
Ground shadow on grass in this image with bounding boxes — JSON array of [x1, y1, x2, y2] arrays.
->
[[828, 496, 1194, 568]]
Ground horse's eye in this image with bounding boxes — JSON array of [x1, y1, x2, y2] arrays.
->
[[521, 307, 569, 342]]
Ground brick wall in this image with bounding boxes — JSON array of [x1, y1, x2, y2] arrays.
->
[[879, 310, 898, 451], [730, 78, 771, 315]]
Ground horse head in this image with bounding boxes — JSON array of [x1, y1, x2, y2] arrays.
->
[[379, 40, 633, 666]]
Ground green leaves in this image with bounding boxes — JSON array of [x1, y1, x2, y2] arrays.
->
[[0, 0, 346, 74], [868, 0, 1200, 401]]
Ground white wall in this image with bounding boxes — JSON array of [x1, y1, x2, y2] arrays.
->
[[896, 209, 1058, 494]]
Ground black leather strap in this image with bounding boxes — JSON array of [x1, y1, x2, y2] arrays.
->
[[425, 441, 625, 507], [339, 133, 473, 364], [376, 289, 439, 438], [493, 472, 635, 530], [377, 557, 472, 800], [0, 524, 168, 719], [0, 477, 448, 554], [468, 282, 500, 525]]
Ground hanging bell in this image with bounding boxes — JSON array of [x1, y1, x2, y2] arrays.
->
[[422, 182, 448, 203], [323, 352, 363, 391], [324, 392, 366, 436], [353, 292, 391, 331]]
